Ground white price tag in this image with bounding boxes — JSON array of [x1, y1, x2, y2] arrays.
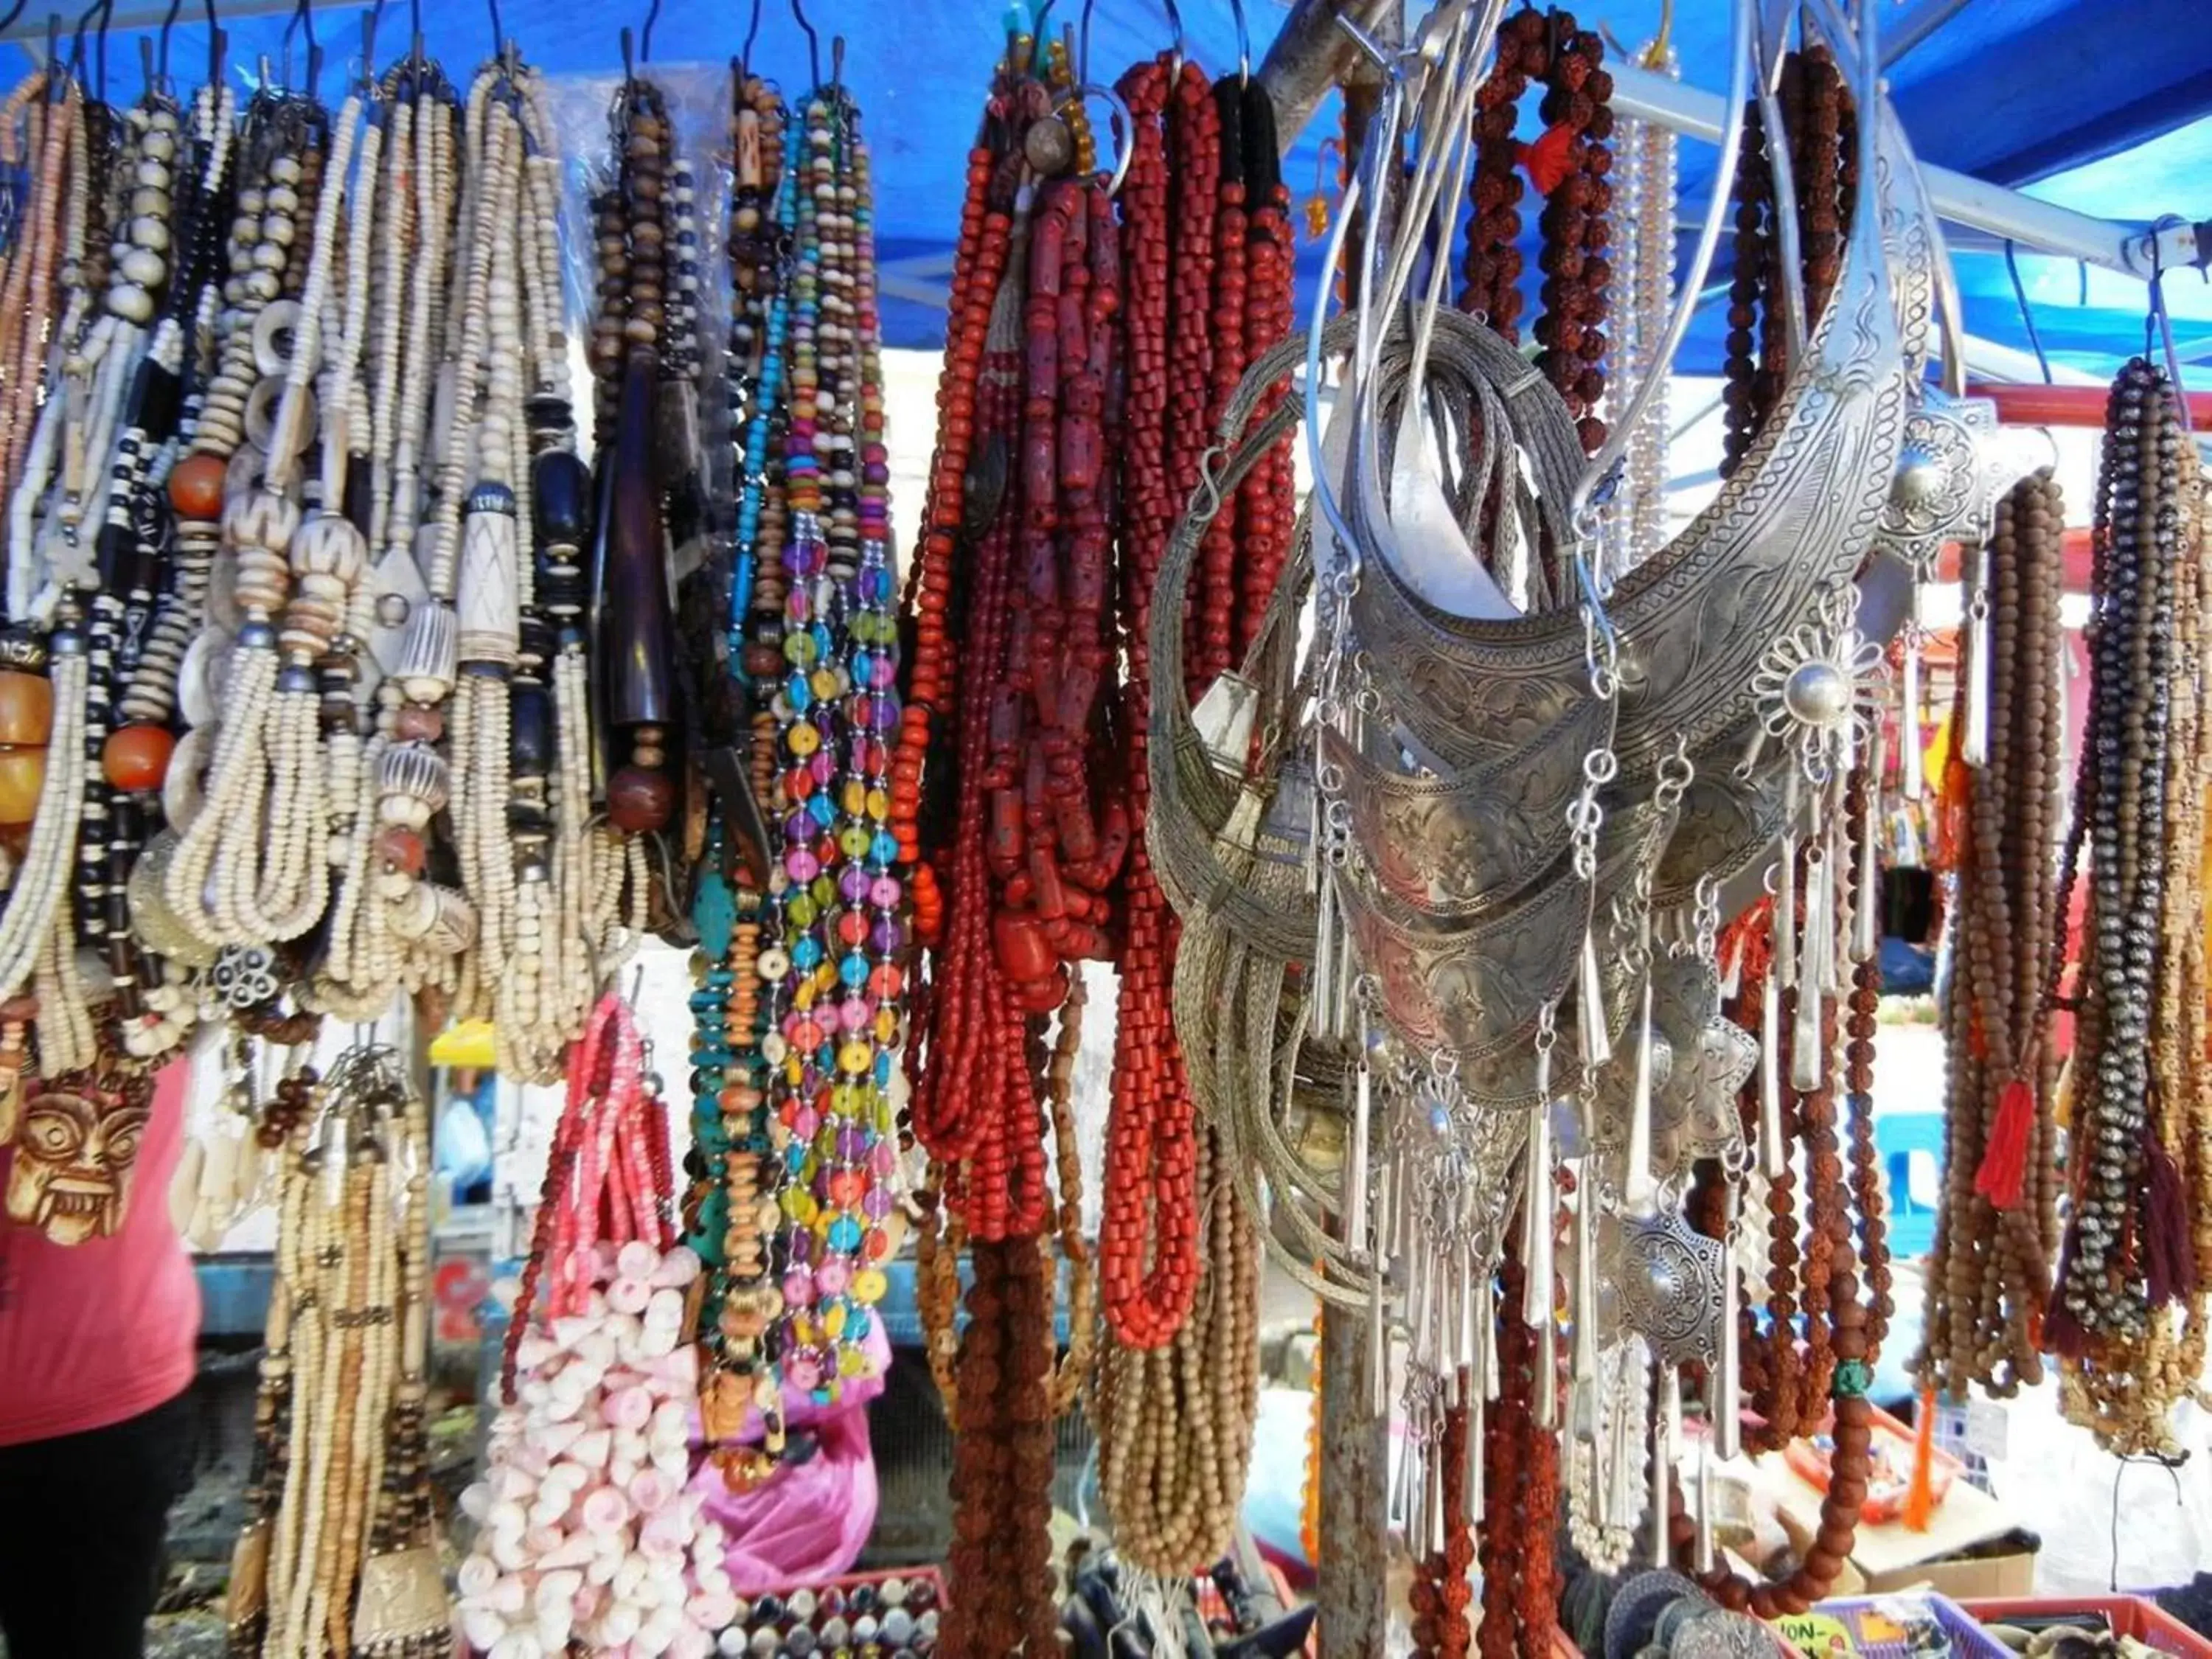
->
[[1963, 1396, 2009, 1461]]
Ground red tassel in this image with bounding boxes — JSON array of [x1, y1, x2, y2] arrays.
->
[[1518, 123, 1578, 196], [2143, 1138, 2197, 1307], [1902, 1387, 1938, 1532], [1972, 1077, 2035, 1211]]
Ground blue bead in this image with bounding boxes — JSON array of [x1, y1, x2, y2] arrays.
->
[[793, 935, 823, 970], [839, 953, 868, 988]]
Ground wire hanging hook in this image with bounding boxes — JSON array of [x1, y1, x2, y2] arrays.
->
[[357, 0, 380, 91], [1161, 0, 1183, 79], [155, 0, 181, 85], [737, 0, 760, 77], [86, 0, 111, 100], [638, 0, 658, 63], [790, 0, 818, 90], [203, 0, 223, 90], [65, 0, 88, 93], [484, 0, 501, 60], [1228, 0, 1248, 85], [1078, 0, 1095, 85], [0, 0, 24, 37]]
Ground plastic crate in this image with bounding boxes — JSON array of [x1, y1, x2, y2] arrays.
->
[[1795, 1593, 2008, 1658], [1962, 1596, 2212, 1658]]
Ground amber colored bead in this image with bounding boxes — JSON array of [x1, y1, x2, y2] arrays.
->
[[168, 452, 229, 520], [375, 824, 427, 877], [0, 750, 44, 826], [102, 723, 175, 792], [0, 670, 52, 748], [608, 765, 675, 832]]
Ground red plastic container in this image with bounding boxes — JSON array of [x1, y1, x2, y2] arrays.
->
[[1962, 1596, 2212, 1658]]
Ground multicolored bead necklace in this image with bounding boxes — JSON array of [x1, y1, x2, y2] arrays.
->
[[759, 74, 898, 1405]]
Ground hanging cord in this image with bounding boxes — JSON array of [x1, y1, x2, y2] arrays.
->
[[2109, 1451, 2189, 1593], [2001, 239, 2053, 386], [2145, 215, 2196, 433]]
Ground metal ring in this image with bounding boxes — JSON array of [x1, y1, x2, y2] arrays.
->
[[1054, 81, 1134, 201]]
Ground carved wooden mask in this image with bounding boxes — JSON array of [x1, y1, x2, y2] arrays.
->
[[5, 1060, 154, 1245]]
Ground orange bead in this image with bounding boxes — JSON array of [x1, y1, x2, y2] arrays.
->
[[0, 670, 52, 748], [167, 452, 229, 520], [0, 750, 44, 826], [101, 723, 175, 792]]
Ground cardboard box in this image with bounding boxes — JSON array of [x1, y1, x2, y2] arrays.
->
[[1758, 1407, 2039, 1599]]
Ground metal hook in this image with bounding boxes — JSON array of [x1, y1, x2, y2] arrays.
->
[[358, 0, 380, 91], [737, 0, 760, 76], [1161, 0, 1183, 78], [1228, 0, 1248, 85], [0, 0, 25, 37], [484, 0, 500, 58], [96, 0, 112, 101], [1078, 0, 1095, 84], [65, 1, 87, 91], [639, 0, 658, 63], [202, 0, 221, 88], [276, 0, 314, 91], [790, 0, 818, 89], [156, 0, 180, 85]]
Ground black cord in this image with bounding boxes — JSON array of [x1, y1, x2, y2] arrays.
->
[[2110, 1450, 2191, 1594]]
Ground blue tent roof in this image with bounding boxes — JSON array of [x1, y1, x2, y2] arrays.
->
[[49, 0, 2212, 373]]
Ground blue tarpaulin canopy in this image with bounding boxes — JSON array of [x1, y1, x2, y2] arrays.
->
[[24, 0, 2212, 374]]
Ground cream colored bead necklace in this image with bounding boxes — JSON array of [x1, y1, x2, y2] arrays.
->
[[201, 89, 364, 948], [161, 94, 328, 949]]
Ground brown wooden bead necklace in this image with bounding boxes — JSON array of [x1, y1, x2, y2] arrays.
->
[[1455, 6, 1615, 454], [2050, 362, 2212, 1455], [1916, 470, 2067, 1402]]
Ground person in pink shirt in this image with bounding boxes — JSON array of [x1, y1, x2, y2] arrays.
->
[[0, 1057, 200, 1658]]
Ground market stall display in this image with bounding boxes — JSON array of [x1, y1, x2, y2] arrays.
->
[[0, 1, 2204, 1656]]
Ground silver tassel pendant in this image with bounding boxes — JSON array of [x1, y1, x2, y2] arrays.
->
[[1626, 971, 1658, 1214], [1348, 1008, 1372, 1256], [1776, 771, 1800, 990], [1853, 727, 1885, 966], [1962, 543, 1992, 768], [1525, 1138, 1557, 1429], [1715, 1183, 1743, 1460], [1792, 851, 1827, 1092], [1649, 1362, 1680, 1568], [1571, 1164, 1599, 1394], [1900, 616, 1925, 799], [1759, 962, 1787, 1179], [1577, 931, 1612, 1071], [1466, 1309, 1489, 1522], [1694, 1444, 1718, 1574]]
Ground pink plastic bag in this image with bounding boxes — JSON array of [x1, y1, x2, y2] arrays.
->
[[687, 1318, 892, 1593]]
